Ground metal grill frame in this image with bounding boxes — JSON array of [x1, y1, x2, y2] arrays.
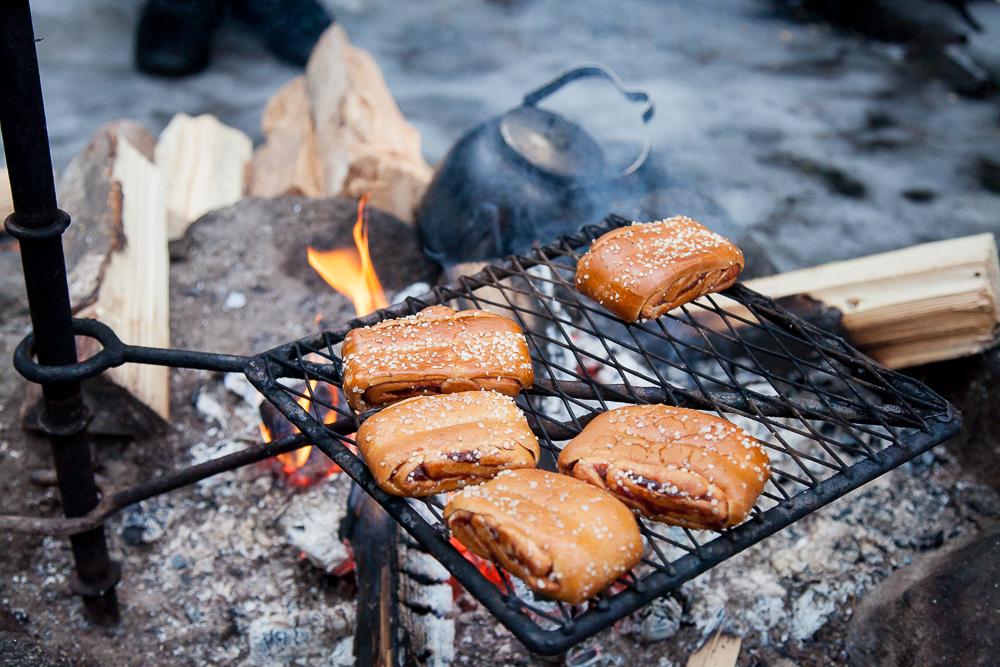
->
[[246, 214, 961, 655], [2, 2, 959, 652]]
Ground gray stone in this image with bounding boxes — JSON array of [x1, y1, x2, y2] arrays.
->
[[846, 527, 1000, 666], [170, 197, 438, 357]]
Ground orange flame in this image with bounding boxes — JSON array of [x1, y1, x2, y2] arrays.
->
[[262, 195, 389, 479], [260, 379, 340, 475], [307, 194, 388, 317]]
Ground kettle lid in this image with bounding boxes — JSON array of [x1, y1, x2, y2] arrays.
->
[[499, 105, 606, 181]]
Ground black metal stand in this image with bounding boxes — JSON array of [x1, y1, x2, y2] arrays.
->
[[0, 1, 119, 623]]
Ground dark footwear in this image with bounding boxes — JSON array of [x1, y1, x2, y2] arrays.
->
[[231, 0, 333, 68], [135, 0, 224, 77]]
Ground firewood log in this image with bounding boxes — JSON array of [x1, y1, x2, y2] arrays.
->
[[57, 120, 171, 421], [251, 77, 324, 199], [744, 233, 1000, 369], [155, 113, 252, 241], [251, 25, 432, 222]]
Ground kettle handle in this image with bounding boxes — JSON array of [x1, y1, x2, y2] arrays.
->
[[522, 63, 654, 179]]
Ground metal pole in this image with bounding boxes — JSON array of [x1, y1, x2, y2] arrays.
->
[[0, 0, 119, 623]]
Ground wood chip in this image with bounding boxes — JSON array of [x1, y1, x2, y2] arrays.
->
[[687, 631, 742, 667]]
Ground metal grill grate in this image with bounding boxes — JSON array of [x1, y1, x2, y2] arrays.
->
[[246, 214, 959, 655]]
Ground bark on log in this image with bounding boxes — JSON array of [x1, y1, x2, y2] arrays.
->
[[58, 120, 171, 420]]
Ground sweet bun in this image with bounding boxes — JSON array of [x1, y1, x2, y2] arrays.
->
[[558, 405, 770, 530], [575, 216, 744, 322]]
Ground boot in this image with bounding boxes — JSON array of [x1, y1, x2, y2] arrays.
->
[[135, 0, 224, 77]]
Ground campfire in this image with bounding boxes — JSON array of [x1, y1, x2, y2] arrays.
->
[[260, 195, 385, 483], [2, 4, 1000, 667]]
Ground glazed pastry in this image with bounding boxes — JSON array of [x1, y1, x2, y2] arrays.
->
[[557, 405, 770, 530], [575, 216, 744, 322], [445, 469, 643, 604], [356, 391, 539, 497], [341, 305, 535, 412]]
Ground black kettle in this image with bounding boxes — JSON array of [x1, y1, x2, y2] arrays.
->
[[416, 64, 654, 264]]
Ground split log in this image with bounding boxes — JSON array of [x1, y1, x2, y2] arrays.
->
[[744, 233, 1000, 369], [57, 120, 171, 422], [450, 234, 998, 372], [306, 25, 432, 222], [154, 113, 253, 241], [251, 78, 323, 198], [687, 632, 742, 667], [251, 25, 432, 222]]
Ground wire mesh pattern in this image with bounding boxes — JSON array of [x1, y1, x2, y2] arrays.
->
[[247, 214, 959, 654]]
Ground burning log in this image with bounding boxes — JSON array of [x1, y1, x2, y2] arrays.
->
[[258, 381, 346, 482], [56, 120, 171, 421], [154, 113, 253, 241], [397, 530, 455, 667], [251, 25, 433, 222], [341, 487, 401, 665]]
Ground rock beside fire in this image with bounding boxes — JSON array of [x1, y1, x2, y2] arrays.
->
[[911, 346, 1000, 491], [845, 527, 1000, 666], [252, 25, 433, 222], [279, 473, 353, 574], [170, 196, 438, 356]]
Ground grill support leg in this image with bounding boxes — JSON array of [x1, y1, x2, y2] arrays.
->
[[0, 0, 120, 623]]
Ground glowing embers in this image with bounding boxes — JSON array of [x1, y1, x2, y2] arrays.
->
[[261, 194, 388, 483], [259, 381, 343, 486]]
